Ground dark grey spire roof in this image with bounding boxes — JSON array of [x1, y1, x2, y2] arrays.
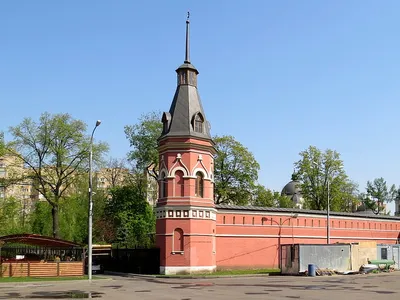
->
[[159, 14, 212, 141], [162, 84, 211, 138]]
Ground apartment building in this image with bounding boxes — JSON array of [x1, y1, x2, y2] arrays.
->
[[94, 167, 158, 207], [0, 154, 38, 214]]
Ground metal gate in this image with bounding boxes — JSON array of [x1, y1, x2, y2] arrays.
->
[[393, 246, 399, 270], [103, 248, 160, 274], [377, 244, 399, 270]]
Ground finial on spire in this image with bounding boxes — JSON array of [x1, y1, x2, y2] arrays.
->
[[185, 11, 190, 63]]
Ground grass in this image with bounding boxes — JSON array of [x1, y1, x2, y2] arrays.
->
[[0, 275, 106, 283], [205, 269, 280, 276], [0, 269, 281, 281], [160, 268, 280, 277]]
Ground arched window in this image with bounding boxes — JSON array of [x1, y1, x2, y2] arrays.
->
[[178, 72, 187, 85], [160, 172, 168, 198], [193, 113, 204, 133], [195, 171, 204, 197], [175, 170, 184, 197], [173, 228, 184, 252]]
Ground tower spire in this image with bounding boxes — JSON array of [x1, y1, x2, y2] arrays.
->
[[160, 11, 210, 140], [185, 11, 190, 63]]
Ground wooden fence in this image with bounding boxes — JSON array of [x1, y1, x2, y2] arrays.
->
[[0, 262, 83, 277]]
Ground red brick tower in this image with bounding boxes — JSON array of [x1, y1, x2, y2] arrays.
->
[[155, 14, 216, 275]]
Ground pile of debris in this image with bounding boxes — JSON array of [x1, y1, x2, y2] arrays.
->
[[315, 268, 337, 276], [359, 263, 395, 274], [303, 267, 339, 276], [302, 263, 396, 276], [303, 267, 359, 276]]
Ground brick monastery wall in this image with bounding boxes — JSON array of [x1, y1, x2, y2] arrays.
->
[[215, 208, 400, 270]]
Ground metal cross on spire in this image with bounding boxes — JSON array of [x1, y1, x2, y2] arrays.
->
[[185, 11, 190, 63]]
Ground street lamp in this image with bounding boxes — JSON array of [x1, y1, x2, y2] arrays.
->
[[327, 179, 330, 244], [263, 214, 298, 269], [264, 215, 298, 245], [88, 120, 101, 281], [312, 161, 330, 244]]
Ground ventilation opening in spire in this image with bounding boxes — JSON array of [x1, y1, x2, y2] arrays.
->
[[192, 113, 204, 133]]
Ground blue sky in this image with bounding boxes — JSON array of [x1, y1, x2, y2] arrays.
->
[[1, 1, 399, 211]]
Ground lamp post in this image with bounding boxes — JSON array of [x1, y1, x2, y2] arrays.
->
[[326, 179, 330, 244], [88, 120, 101, 281], [312, 161, 330, 245], [264, 214, 298, 268]]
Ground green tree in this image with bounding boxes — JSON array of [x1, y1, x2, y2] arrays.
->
[[30, 201, 52, 236], [294, 145, 355, 211], [29, 174, 110, 243], [92, 189, 115, 244], [0, 196, 29, 235], [30, 195, 88, 243], [214, 135, 260, 205], [105, 176, 155, 248], [0, 131, 5, 155], [366, 177, 396, 214], [124, 112, 162, 180], [9, 112, 108, 238], [58, 195, 88, 243], [251, 185, 295, 208], [339, 180, 359, 212]]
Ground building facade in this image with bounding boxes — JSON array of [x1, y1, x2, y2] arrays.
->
[[0, 154, 38, 215], [155, 17, 400, 274]]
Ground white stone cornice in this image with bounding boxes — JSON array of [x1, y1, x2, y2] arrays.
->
[[155, 206, 217, 220]]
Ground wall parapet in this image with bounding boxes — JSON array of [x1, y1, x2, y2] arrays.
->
[[216, 204, 400, 221]]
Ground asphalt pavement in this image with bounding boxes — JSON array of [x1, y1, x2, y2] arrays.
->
[[0, 272, 399, 299]]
